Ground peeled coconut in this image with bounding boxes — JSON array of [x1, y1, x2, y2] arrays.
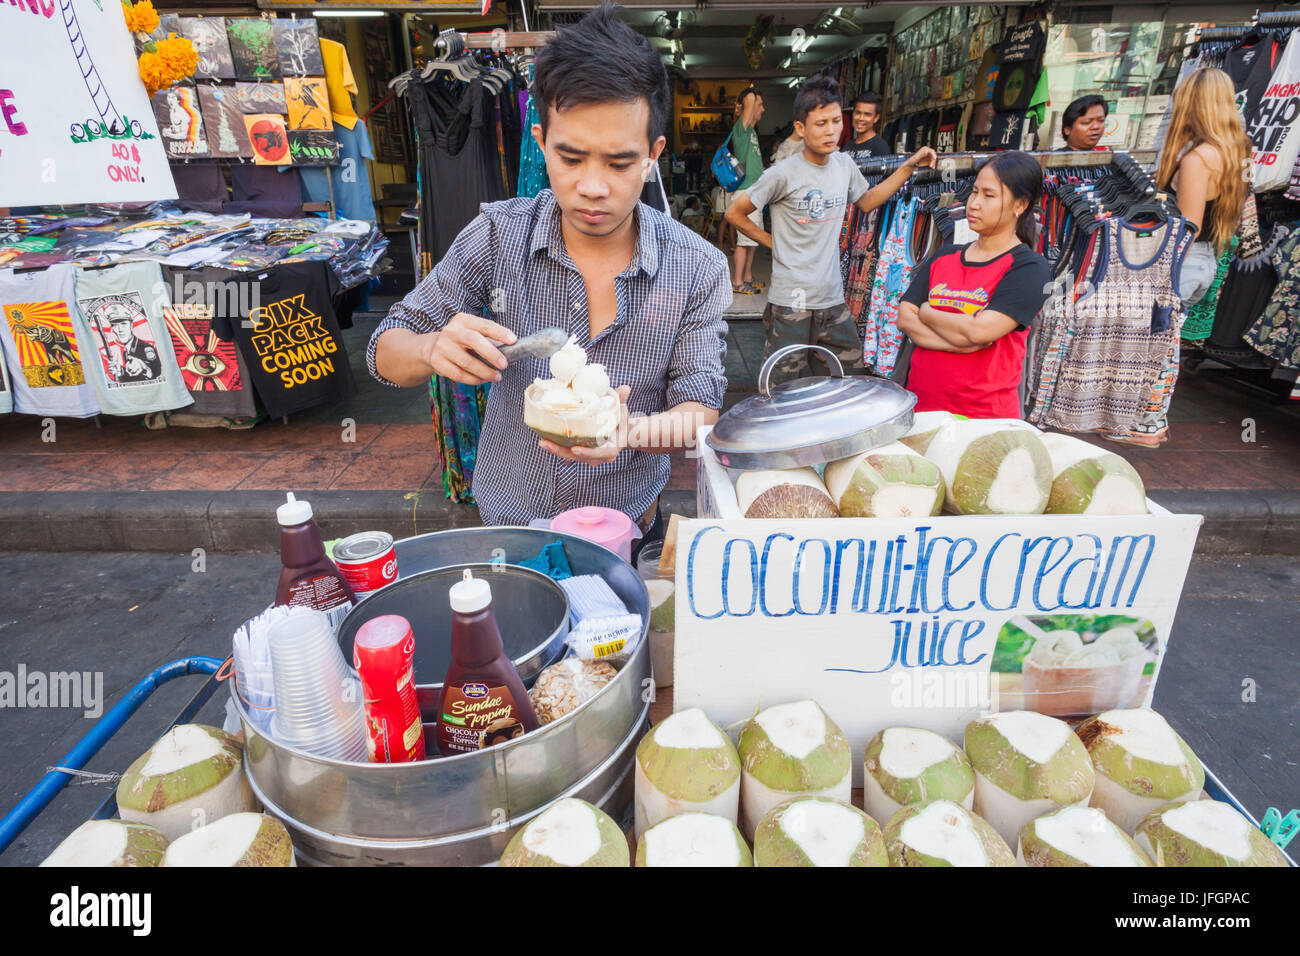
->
[[645, 578, 675, 688], [635, 812, 752, 867], [524, 339, 619, 448], [883, 800, 1015, 867], [754, 797, 888, 867], [964, 710, 1095, 848], [823, 442, 945, 518], [863, 727, 975, 825], [898, 410, 957, 454], [162, 812, 294, 867], [734, 468, 839, 519], [1017, 805, 1153, 866], [1135, 800, 1289, 867], [738, 700, 851, 840], [634, 708, 741, 838], [923, 418, 1052, 515], [1041, 432, 1148, 515], [116, 724, 257, 841], [41, 820, 169, 867], [499, 798, 628, 867], [1077, 708, 1205, 833]]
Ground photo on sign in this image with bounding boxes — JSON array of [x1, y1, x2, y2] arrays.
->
[[151, 86, 210, 159], [227, 17, 281, 81], [991, 614, 1160, 718], [234, 81, 288, 115], [198, 85, 254, 159], [288, 129, 340, 166], [274, 18, 325, 77], [178, 17, 236, 81], [243, 113, 291, 165], [78, 293, 165, 388], [285, 77, 332, 131], [3, 301, 87, 389]]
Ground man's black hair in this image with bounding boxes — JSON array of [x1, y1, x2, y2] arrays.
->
[[853, 91, 883, 112], [793, 74, 843, 124], [532, 3, 670, 147], [1062, 94, 1108, 129]]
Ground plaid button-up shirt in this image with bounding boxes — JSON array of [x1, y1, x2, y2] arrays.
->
[[368, 189, 730, 526]]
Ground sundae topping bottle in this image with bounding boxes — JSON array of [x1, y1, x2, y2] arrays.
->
[[436, 570, 538, 755], [273, 492, 355, 632]]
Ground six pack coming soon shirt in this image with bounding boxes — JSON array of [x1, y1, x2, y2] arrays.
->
[[901, 242, 1052, 419]]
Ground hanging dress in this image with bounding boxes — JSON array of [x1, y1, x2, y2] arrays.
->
[[861, 197, 917, 377]]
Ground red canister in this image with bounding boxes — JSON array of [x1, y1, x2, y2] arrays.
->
[[333, 532, 399, 598], [353, 614, 426, 763]]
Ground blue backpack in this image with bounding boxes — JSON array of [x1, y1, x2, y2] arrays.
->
[[712, 128, 746, 192]]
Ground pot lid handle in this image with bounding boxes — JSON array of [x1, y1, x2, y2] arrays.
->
[[757, 344, 844, 398]]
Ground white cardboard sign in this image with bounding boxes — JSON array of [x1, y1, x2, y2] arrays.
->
[[674, 513, 1202, 784], [0, 2, 176, 205]]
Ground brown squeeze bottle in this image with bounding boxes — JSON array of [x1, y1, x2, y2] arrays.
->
[[436, 569, 539, 755], [273, 492, 356, 632]]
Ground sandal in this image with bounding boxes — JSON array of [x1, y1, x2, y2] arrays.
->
[[746, 279, 765, 291], [734, 281, 761, 295]]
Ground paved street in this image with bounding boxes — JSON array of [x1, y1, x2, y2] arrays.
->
[[0, 549, 1295, 866]]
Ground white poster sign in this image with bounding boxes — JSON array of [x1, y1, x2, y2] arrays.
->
[[0, 1, 176, 205], [675, 514, 1201, 784], [1247, 38, 1300, 193]]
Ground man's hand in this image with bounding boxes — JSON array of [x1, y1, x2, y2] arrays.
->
[[906, 146, 938, 171], [538, 385, 631, 465], [421, 313, 517, 386]]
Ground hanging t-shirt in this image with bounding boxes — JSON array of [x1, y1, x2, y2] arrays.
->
[[225, 261, 354, 417], [990, 110, 1032, 151], [0, 332, 10, 413], [1248, 37, 1300, 192], [161, 265, 259, 419], [842, 135, 890, 165], [993, 60, 1042, 113], [0, 263, 101, 417], [73, 261, 193, 416], [935, 107, 963, 154], [900, 242, 1052, 419], [1226, 34, 1285, 123], [997, 21, 1047, 66]]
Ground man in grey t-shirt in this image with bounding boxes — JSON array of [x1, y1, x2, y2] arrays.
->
[[727, 75, 934, 383]]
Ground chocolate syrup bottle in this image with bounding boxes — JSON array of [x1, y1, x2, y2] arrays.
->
[[435, 570, 538, 755], [273, 492, 355, 632]]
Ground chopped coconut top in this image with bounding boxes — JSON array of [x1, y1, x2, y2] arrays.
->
[[644, 813, 741, 867], [735, 468, 831, 514], [165, 813, 263, 867], [1033, 807, 1143, 866], [984, 711, 1071, 764], [879, 727, 958, 779], [1084, 474, 1147, 515], [1097, 709, 1187, 765], [1041, 432, 1104, 475], [777, 800, 865, 867], [654, 708, 727, 750], [986, 447, 1043, 513], [521, 799, 602, 866], [755, 700, 828, 760], [140, 725, 226, 779], [41, 820, 129, 867], [898, 801, 988, 866], [1159, 802, 1252, 860]]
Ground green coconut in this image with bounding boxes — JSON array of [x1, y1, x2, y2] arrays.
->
[[40, 820, 170, 867], [1017, 805, 1153, 866], [883, 800, 1016, 867], [1041, 433, 1148, 515], [634, 708, 741, 838], [162, 812, 295, 867], [738, 700, 852, 840], [645, 578, 675, 688], [863, 727, 975, 825], [734, 468, 839, 519], [754, 797, 888, 867], [499, 798, 629, 867], [116, 724, 257, 841], [1135, 800, 1288, 867], [965, 710, 1095, 847], [635, 812, 752, 867], [824, 441, 945, 518], [1077, 708, 1204, 833], [923, 419, 1052, 515], [898, 411, 958, 454]]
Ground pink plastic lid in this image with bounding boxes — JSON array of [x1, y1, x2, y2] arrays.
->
[[355, 614, 413, 649], [550, 506, 636, 550]]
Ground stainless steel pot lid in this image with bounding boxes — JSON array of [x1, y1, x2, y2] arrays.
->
[[706, 344, 916, 470]]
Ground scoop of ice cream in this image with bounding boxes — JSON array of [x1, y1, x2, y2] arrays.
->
[[1029, 630, 1083, 664], [549, 337, 588, 385], [570, 362, 611, 397]]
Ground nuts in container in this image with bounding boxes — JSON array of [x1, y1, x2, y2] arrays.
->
[[529, 658, 618, 725]]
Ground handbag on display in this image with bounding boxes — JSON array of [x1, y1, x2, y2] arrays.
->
[[711, 127, 746, 192]]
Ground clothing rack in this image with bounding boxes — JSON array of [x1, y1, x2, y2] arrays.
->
[[431, 29, 556, 56], [1196, 9, 1300, 43], [858, 149, 1158, 180]]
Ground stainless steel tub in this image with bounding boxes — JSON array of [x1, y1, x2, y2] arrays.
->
[[235, 526, 651, 866]]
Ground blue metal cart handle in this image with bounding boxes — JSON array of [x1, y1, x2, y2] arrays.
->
[[0, 656, 225, 855]]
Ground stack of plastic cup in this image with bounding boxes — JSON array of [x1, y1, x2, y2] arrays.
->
[[266, 607, 368, 761]]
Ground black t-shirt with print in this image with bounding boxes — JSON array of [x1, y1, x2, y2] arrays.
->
[[935, 107, 963, 154], [161, 265, 259, 419], [1226, 35, 1285, 123], [842, 135, 890, 165]]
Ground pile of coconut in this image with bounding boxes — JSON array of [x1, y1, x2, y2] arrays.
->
[[523, 336, 620, 448], [41, 724, 295, 868], [728, 413, 1149, 519]]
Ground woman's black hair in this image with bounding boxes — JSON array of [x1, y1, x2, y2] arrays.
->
[[978, 151, 1043, 246], [793, 75, 843, 124], [1062, 94, 1108, 130], [532, 3, 670, 146]]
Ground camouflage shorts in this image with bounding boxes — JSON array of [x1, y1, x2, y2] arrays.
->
[[761, 302, 865, 385]]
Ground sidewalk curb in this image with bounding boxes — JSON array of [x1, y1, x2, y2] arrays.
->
[[0, 489, 1294, 554]]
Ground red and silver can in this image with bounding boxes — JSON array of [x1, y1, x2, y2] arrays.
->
[[334, 531, 398, 598], [353, 614, 426, 763]]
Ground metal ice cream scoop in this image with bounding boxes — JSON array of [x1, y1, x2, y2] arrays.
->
[[499, 327, 571, 365]]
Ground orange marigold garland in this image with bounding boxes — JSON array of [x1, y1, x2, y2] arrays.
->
[[123, 1, 196, 98]]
